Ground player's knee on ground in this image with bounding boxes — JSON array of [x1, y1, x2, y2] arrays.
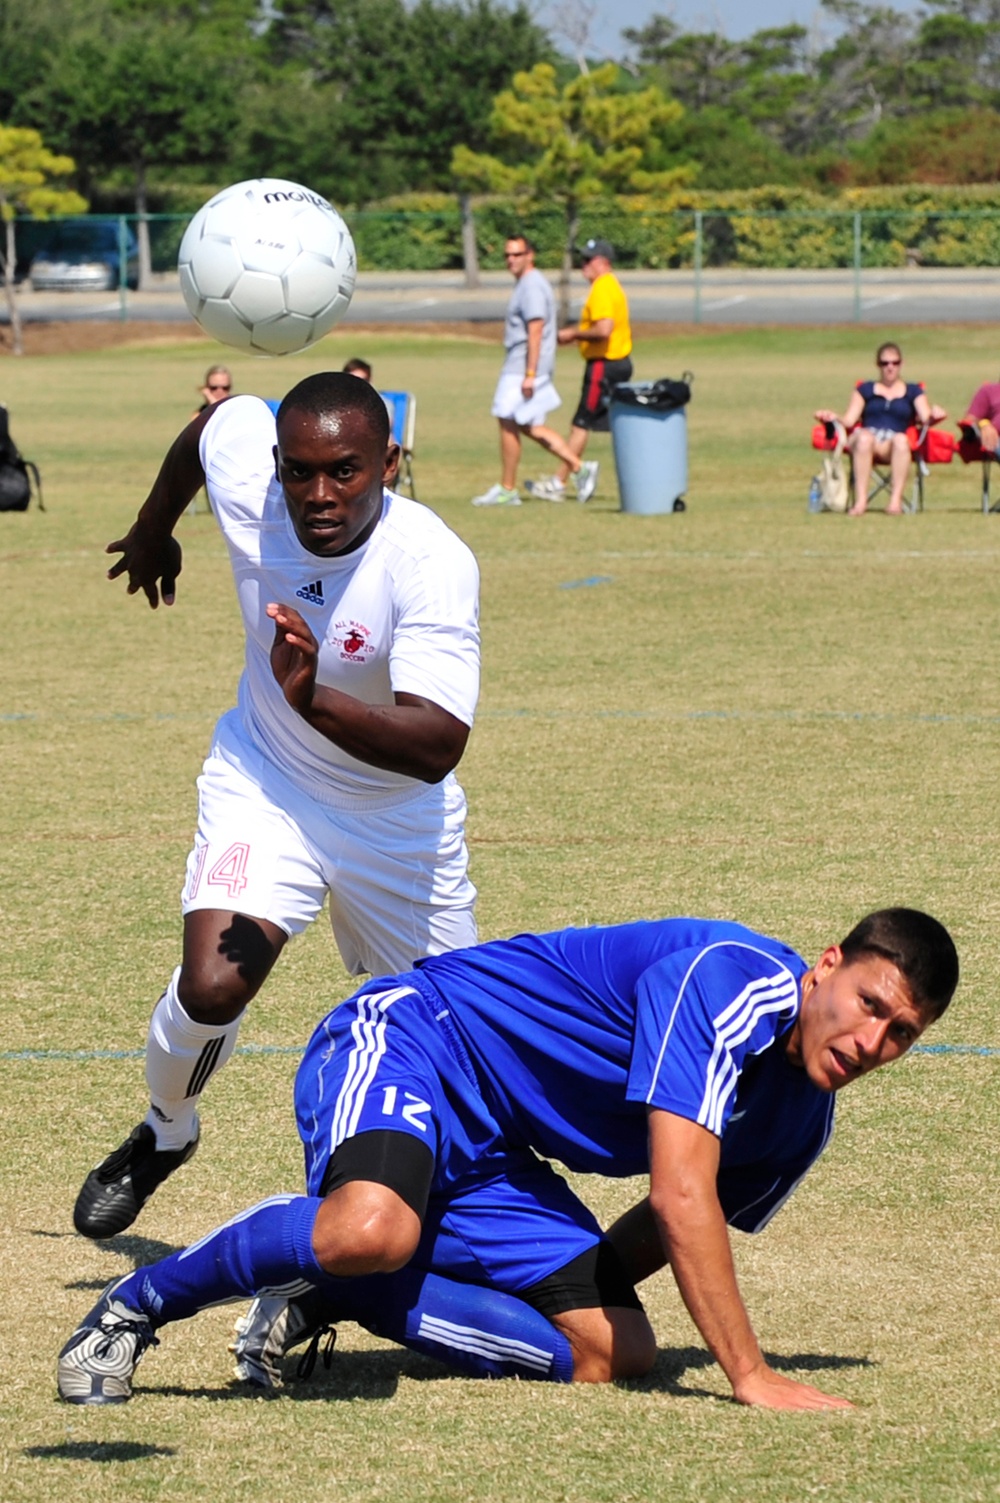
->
[[555, 1306, 657, 1383], [312, 1181, 422, 1275]]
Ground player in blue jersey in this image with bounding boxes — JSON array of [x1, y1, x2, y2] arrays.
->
[[59, 908, 957, 1413]]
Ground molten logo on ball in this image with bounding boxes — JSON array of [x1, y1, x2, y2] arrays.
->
[[178, 178, 357, 357]]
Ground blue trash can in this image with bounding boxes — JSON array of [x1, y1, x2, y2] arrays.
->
[[609, 376, 692, 515]]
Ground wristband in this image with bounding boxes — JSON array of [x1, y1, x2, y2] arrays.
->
[[978, 418, 990, 429], [526, 370, 536, 378]]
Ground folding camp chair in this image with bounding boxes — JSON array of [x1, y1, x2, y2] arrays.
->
[[957, 425, 1000, 513], [379, 390, 417, 497], [811, 418, 952, 513]]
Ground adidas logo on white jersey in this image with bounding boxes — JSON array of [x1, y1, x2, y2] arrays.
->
[[295, 580, 324, 604]]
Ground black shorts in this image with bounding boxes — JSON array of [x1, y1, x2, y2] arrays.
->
[[571, 356, 634, 433], [520, 1240, 644, 1318]]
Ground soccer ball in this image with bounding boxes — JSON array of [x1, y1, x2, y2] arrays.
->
[[178, 178, 356, 356]]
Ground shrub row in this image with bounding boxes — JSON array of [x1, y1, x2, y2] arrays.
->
[[19, 184, 1000, 273], [352, 187, 1000, 271]]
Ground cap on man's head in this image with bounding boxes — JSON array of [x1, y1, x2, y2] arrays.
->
[[580, 237, 615, 263]]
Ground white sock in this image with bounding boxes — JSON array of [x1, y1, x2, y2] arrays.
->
[[144, 968, 244, 1149]]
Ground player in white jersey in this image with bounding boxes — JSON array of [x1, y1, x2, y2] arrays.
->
[[73, 372, 480, 1240]]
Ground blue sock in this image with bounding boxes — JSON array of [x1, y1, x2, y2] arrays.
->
[[327, 1266, 574, 1383], [110, 1194, 573, 1383], [115, 1194, 325, 1322]]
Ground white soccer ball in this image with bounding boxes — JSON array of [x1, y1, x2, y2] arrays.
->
[[178, 178, 356, 356]]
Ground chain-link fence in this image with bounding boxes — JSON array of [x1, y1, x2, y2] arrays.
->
[[9, 207, 1000, 323]]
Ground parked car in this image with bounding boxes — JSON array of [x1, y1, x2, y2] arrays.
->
[[29, 221, 139, 292]]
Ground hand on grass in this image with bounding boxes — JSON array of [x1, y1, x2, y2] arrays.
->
[[732, 1364, 855, 1412]]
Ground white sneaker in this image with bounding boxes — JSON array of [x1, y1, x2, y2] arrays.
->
[[231, 1291, 338, 1390], [524, 476, 567, 501], [58, 1280, 159, 1405], [574, 460, 599, 503], [471, 483, 521, 507]]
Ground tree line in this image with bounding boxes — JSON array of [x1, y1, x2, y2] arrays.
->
[[4, 0, 1000, 225], [0, 0, 553, 222], [626, 0, 1000, 191], [2, 0, 1000, 339]]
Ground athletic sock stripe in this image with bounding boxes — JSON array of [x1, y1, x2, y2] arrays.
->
[[417, 1314, 554, 1373], [420, 1334, 552, 1375], [186, 1034, 225, 1098]]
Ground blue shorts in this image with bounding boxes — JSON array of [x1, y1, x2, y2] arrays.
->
[[294, 981, 603, 1292]]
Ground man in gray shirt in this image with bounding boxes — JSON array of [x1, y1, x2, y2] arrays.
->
[[472, 235, 599, 507]]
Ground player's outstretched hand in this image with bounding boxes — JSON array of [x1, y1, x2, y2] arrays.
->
[[106, 525, 182, 609], [733, 1364, 855, 1412], [268, 601, 318, 714]]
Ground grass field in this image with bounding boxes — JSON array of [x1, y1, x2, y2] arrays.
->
[[1, 323, 997, 1503]]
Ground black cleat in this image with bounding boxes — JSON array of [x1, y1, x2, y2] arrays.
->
[[73, 1122, 199, 1239]]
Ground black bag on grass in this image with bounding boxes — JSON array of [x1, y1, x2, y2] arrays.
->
[[610, 373, 693, 411], [0, 404, 43, 512]]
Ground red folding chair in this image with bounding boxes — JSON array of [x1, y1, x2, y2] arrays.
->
[[956, 425, 1000, 514], [811, 417, 954, 513]]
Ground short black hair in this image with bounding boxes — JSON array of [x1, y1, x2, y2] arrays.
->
[[506, 232, 535, 254], [342, 357, 372, 379], [277, 371, 390, 450], [839, 908, 958, 1019]]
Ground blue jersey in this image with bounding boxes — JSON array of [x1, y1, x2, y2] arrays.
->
[[414, 919, 835, 1231]]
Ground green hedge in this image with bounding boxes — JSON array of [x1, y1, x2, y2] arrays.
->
[[21, 185, 1000, 272], [351, 186, 1000, 270]]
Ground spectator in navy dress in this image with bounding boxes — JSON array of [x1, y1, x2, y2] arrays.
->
[[815, 343, 944, 516]]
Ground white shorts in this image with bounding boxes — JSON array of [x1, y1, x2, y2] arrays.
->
[[181, 713, 477, 976], [491, 372, 561, 427]]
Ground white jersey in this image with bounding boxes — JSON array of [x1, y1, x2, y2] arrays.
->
[[200, 396, 480, 805]]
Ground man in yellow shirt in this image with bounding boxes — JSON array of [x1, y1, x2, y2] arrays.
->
[[526, 238, 633, 503]]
